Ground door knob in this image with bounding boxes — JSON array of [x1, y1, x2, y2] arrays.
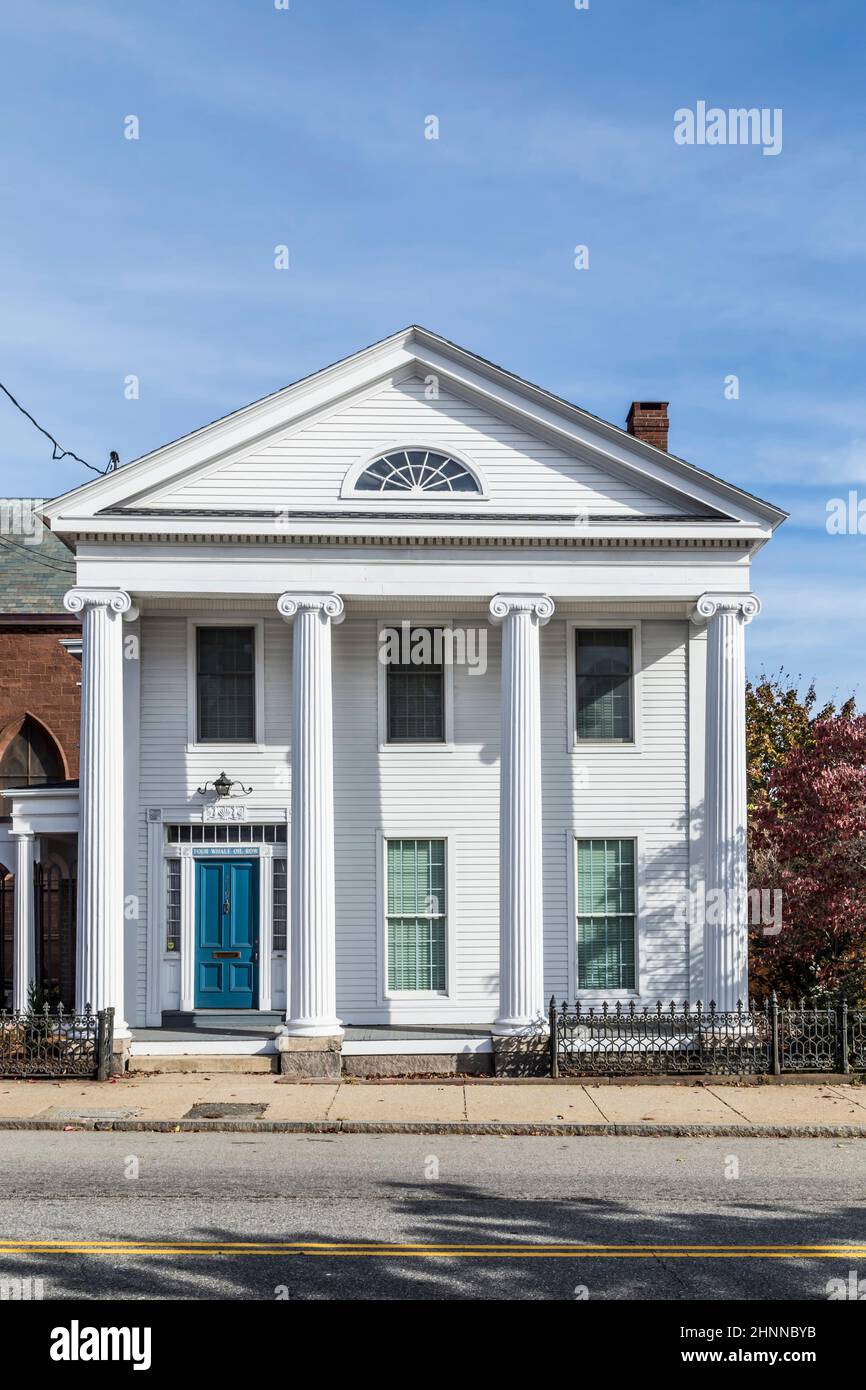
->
[[223, 895, 231, 915]]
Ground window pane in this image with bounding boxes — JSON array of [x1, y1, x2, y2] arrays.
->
[[197, 627, 256, 741], [576, 839, 636, 991], [386, 628, 445, 741], [386, 839, 446, 991], [272, 857, 288, 953], [165, 859, 181, 953], [575, 629, 633, 741]]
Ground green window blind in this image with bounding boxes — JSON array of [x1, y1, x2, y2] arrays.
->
[[387, 839, 446, 991], [575, 629, 633, 741], [577, 838, 636, 991]]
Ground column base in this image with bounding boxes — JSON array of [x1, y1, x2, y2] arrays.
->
[[491, 1016, 547, 1038], [278, 1019, 344, 1039]]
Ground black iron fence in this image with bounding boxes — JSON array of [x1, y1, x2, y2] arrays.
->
[[549, 995, 864, 1078], [0, 1005, 113, 1079]]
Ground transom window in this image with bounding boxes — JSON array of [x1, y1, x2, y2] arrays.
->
[[575, 628, 634, 742], [386, 839, 447, 992], [576, 838, 636, 991], [167, 823, 287, 844], [355, 450, 481, 495], [386, 627, 445, 742], [196, 626, 256, 743]]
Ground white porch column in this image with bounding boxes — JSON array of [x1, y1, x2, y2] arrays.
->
[[11, 833, 35, 1012], [277, 592, 344, 1037], [692, 593, 760, 1011], [489, 593, 554, 1035], [63, 588, 136, 1033]]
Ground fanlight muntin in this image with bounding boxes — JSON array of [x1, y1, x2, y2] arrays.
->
[[341, 447, 487, 501]]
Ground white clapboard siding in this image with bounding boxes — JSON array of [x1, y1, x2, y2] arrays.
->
[[541, 619, 689, 1003], [139, 378, 686, 517], [134, 610, 690, 1024]]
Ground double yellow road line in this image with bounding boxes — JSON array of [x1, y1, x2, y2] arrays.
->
[[0, 1240, 864, 1259]]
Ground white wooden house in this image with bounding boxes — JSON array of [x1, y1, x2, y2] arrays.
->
[[5, 327, 784, 1069]]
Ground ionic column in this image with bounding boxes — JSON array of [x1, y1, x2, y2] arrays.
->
[[692, 593, 761, 1011], [11, 833, 35, 1012], [489, 593, 554, 1035], [64, 588, 136, 1032], [277, 593, 344, 1037]]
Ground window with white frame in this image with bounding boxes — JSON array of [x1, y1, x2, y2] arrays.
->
[[574, 628, 635, 742], [385, 627, 445, 742], [196, 626, 256, 742], [576, 838, 636, 991], [356, 450, 481, 495], [386, 838, 447, 991], [272, 856, 288, 953], [165, 858, 181, 953]]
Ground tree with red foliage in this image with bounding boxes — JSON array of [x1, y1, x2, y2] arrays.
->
[[750, 714, 866, 1003]]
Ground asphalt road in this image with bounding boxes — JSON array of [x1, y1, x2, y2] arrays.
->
[[0, 1131, 863, 1300]]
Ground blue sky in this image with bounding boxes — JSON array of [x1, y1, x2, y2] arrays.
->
[[1, 0, 864, 703]]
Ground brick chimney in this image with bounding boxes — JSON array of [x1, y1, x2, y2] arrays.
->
[[626, 401, 669, 452]]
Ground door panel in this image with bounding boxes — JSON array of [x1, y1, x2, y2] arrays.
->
[[194, 859, 259, 1009]]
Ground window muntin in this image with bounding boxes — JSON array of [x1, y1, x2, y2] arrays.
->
[[272, 856, 288, 953], [386, 838, 446, 992], [165, 858, 181, 953], [166, 824, 287, 844], [576, 838, 636, 991], [355, 450, 480, 495], [385, 627, 445, 742], [196, 627, 256, 743], [575, 629, 634, 742]]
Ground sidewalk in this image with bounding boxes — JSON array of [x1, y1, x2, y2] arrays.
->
[[1, 1074, 865, 1135]]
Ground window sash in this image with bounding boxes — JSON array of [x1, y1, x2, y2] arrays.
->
[[272, 857, 288, 953], [386, 839, 447, 992], [575, 629, 633, 742], [385, 628, 445, 742], [165, 858, 181, 953], [576, 838, 636, 991], [196, 626, 256, 743]]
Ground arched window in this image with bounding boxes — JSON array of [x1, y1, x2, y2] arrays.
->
[[354, 449, 482, 495], [0, 716, 66, 791]]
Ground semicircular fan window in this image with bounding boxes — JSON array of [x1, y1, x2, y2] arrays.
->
[[355, 449, 481, 495]]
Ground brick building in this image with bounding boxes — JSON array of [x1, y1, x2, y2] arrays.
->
[[0, 508, 81, 1007]]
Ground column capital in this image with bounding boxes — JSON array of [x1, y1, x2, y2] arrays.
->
[[691, 593, 760, 626], [489, 593, 555, 626], [277, 592, 345, 624], [64, 587, 138, 620]]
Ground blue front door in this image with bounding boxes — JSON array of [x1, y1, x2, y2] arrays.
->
[[194, 858, 259, 1009]]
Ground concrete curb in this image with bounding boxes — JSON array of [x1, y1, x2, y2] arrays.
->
[[0, 1117, 864, 1138]]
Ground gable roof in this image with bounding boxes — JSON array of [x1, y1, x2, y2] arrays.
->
[[0, 506, 77, 615], [41, 326, 787, 543]]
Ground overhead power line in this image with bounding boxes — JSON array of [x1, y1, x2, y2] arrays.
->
[[0, 380, 118, 476]]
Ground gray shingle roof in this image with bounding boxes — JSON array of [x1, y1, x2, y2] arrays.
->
[[0, 504, 76, 614]]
